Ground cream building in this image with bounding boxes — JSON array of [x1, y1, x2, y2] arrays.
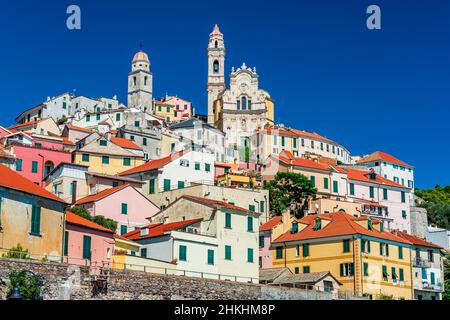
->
[[128, 50, 153, 113]]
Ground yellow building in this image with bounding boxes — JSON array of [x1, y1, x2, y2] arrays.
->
[[216, 172, 257, 188], [271, 212, 414, 299], [154, 101, 175, 123], [74, 136, 145, 175]]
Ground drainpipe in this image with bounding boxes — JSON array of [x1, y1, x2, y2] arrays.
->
[[38, 153, 45, 187], [352, 236, 356, 295], [410, 246, 414, 299]]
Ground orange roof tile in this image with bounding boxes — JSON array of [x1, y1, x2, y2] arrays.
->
[[346, 168, 408, 189], [66, 124, 93, 133], [75, 184, 129, 205], [276, 155, 331, 171], [264, 127, 298, 137], [391, 230, 443, 249], [111, 137, 142, 151], [181, 195, 260, 216], [124, 218, 203, 240], [65, 211, 114, 233], [119, 149, 190, 176], [260, 216, 283, 232], [273, 212, 412, 245], [291, 129, 334, 143], [0, 164, 66, 203], [9, 119, 42, 130], [62, 138, 75, 145], [357, 151, 412, 168]]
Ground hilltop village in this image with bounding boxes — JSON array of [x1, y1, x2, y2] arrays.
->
[[0, 25, 446, 300]]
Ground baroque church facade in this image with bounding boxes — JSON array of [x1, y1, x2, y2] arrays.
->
[[206, 25, 275, 162]]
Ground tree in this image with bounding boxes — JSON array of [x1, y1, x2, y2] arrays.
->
[[443, 255, 450, 300], [264, 172, 317, 216], [416, 185, 450, 229], [67, 206, 118, 232]]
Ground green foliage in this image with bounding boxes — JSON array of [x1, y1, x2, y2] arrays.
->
[[416, 185, 450, 229], [2, 243, 30, 260], [7, 270, 41, 300], [67, 206, 117, 232], [264, 172, 317, 215], [443, 255, 450, 300], [376, 293, 395, 300]]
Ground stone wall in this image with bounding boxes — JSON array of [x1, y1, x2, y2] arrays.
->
[[0, 258, 339, 300], [410, 206, 428, 238]]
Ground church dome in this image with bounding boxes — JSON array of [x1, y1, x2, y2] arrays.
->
[[132, 50, 150, 63]]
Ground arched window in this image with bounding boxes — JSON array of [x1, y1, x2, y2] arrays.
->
[[144, 76, 148, 86], [133, 77, 137, 86], [242, 96, 247, 110], [44, 161, 55, 177], [214, 40, 218, 48], [213, 60, 219, 73], [248, 100, 252, 110]]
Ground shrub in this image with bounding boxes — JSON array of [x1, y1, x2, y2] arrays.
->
[[2, 243, 30, 260], [7, 270, 41, 300]]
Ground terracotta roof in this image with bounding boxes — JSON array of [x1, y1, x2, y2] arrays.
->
[[119, 149, 190, 176], [62, 138, 75, 145], [260, 216, 283, 232], [0, 147, 14, 159], [76, 184, 129, 205], [265, 127, 298, 137], [66, 124, 93, 133], [273, 212, 412, 245], [86, 172, 145, 184], [65, 211, 114, 234], [358, 151, 412, 168], [391, 230, 443, 249], [280, 150, 294, 160], [0, 164, 66, 203], [111, 137, 142, 151], [346, 168, 408, 189], [291, 129, 334, 143], [181, 195, 260, 216], [9, 119, 43, 130], [276, 155, 331, 171], [123, 218, 203, 240], [114, 233, 141, 245]]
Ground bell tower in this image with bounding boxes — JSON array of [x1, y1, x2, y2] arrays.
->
[[207, 24, 226, 125], [128, 49, 153, 113]]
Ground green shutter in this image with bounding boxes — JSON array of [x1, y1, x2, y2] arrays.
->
[[99, 139, 107, 146], [207, 249, 214, 265], [247, 248, 254, 263], [141, 248, 147, 258], [178, 181, 185, 189], [123, 158, 131, 166], [281, 136, 285, 147], [163, 179, 171, 191], [323, 178, 329, 189], [149, 178, 155, 194], [225, 212, 231, 228], [293, 138, 297, 148], [399, 269, 404, 282], [369, 186, 374, 198], [121, 203, 128, 215], [247, 216, 253, 232], [116, 113, 121, 121], [195, 162, 200, 170], [303, 266, 310, 273], [343, 240, 350, 253], [31, 161, 38, 173], [398, 246, 403, 259], [382, 265, 388, 278], [82, 154, 90, 162], [349, 183, 355, 195], [363, 263, 369, 276], [303, 243, 309, 257], [82, 235, 92, 259], [310, 176, 315, 187], [333, 181, 338, 193], [276, 247, 283, 259], [102, 156, 109, 164], [179, 245, 187, 261], [401, 191, 406, 203], [205, 163, 211, 172], [383, 189, 388, 200], [225, 245, 232, 260], [120, 225, 127, 235], [259, 201, 265, 213], [402, 210, 407, 218], [16, 159, 23, 171], [430, 272, 435, 285], [249, 205, 256, 212], [340, 264, 344, 277], [30, 205, 41, 235], [63, 231, 69, 256], [86, 115, 90, 122]]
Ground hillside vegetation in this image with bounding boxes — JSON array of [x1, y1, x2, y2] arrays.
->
[[415, 185, 450, 229]]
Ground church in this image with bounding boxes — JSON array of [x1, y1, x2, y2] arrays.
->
[[206, 25, 275, 162]]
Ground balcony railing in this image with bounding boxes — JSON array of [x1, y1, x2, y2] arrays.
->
[[413, 257, 431, 268]]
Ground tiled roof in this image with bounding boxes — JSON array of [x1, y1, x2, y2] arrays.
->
[[66, 124, 93, 133], [111, 137, 142, 151], [9, 119, 42, 130], [62, 138, 75, 145], [391, 230, 443, 249], [0, 147, 14, 159], [0, 164, 66, 203], [264, 127, 298, 137], [346, 168, 408, 189], [86, 172, 145, 184], [357, 151, 412, 168], [260, 216, 283, 232], [181, 195, 260, 216], [291, 129, 334, 143], [273, 212, 412, 245], [65, 211, 114, 234], [273, 271, 343, 285], [119, 149, 190, 176], [123, 218, 203, 240], [76, 184, 129, 205], [276, 155, 331, 171]]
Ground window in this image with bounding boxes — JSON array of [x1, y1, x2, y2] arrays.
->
[[120, 225, 127, 235], [121, 203, 128, 215], [102, 156, 110, 164], [112, 182, 119, 187], [247, 248, 254, 263], [323, 178, 329, 189], [259, 236, 265, 248], [401, 191, 406, 203], [382, 265, 389, 280], [302, 243, 309, 257], [207, 249, 214, 265], [82, 154, 90, 162], [35, 143, 42, 148], [430, 272, 435, 285], [205, 163, 211, 172], [343, 240, 350, 253], [195, 162, 200, 170], [225, 245, 232, 260], [130, 135, 135, 141], [249, 204, 256, 212], [143, 138, 147, 146], [276, 247, 283, 259], [163, 179, 171, 191], [294, 267, 299, 274], [349, 183, 355, 195], [123, 158, 131, 166], [311, 140, 315, 149], [333, 181, 338, 193], [247, 217, 253, 232], [383, 188, 388, 200], [116, 113, 121, 121], [225, 212, 231, 229], [399, 268, 404, 282], [213, 60, 219, 73], [242, 96, 247, 110], [149, 178, 155, 194], [398, 246, 403, 259], [369, 186, 375, 198], [30, 205, 41, 235], [31, 161, 38, 173], [86, 115, 91, 122], [391, 267, 398, 281], [99, 139, 108, 147], [428, 250, 434, 262], [310, 176, 316, 187], [402, 210, 407, 219], [179, 245, 187, 261], [295, 245, 300, 257], [281, 136, 285, 147], [82, 235, 92, 259], [141, 248, 147, 258], [361, 239, 371, 253], [16, 159, 23, 171], [320, 142, 324, 151], [340, 263, 354, 277], [64, 231, 69, 256], [301, 138, 305, 147], [303, 266, 310, 274], [293, 138, 297, 148], [96, 114, 100, 121], [380, 243, 389, 256], [63, 102, 67, 109], [363, 263, 369, 276], [134, 121, 140, 127]]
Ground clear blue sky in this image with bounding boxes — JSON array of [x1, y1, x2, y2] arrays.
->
[[1, 0, 449, 188]]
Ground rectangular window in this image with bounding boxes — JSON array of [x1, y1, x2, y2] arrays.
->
[[195, 162, 200, 170], [310, 176, 315, 187], [399, 268, 404, 282], [363, 263, 369, 276], [99, 140, 107, 146], [249, 204, 256, 212], [259, 236, 265, 248], [179, 245, 187, 261], [323, 177, 329, 189], [430, 272, 435, 285], [281, 136, 285, 147], [294, 267, 299, 274], [276, 247, 283, 259], [86, 115, 91, 122], [205, 163, 211, 172], [163, 179, 171, 191], [247, 248, 254, 263], [428, 250, 434, 262], [398, 246, 403, 259], [116, 113, 121, 121], [16, 159, 23, 171], [383, 189, 388, 200], [134, 121, 140, 127], [64, 231, 69, 256], [382, 265, 389, 280], [30, 205, 41, 235], [82, 154, 90, 162], [303, 266, 310, 274], [361, 239, 371, 253], [349, 183, 355, 195], [123, 158, 131, 166], [177, 181, 185, 189], [31, 161, 38, 173], [207, 249, 214, 265], [102, 156, 110, 164], [149, 178, 155, 194], [343, 240, 350, 253], [293, 138, 297, 148], [96, 114, 100, 121], [401, 191, 406, 203], [225, 212, 231, 229], [141, 248, 147, 258], [121, 203, 128, 215], [82, 235, 92, 260], [340, 263, 354, 277], [143, 137, 147, 146], [120, 225, 127, 235], [247, 216, 253, 232], [63, 102, 67, 109], [369, 186, 375, 198], [302, 243, 309, 257], [402, 210, 407, 219], [259, 201, 265, 213], [333, 181, 338, 193], [225, 245, 232, 260]]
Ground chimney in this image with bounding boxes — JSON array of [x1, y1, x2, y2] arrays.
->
[[281, 208, 292, 232], [71, 181, 77, 204]]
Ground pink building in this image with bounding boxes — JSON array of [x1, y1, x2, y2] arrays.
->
[[75, 184, 160, 235], [64, 212, 115, 266], [159, 96, 193, 121], [259, 216, 282, 269]]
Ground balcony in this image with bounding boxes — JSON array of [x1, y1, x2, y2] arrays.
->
[[413, 257, 431, 268], [414, 281, 444, 292]]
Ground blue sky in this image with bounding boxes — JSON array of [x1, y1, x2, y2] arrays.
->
[[0, 0, 449, 188]]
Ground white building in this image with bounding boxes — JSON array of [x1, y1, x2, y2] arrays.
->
[[127, 50, 153, 113]]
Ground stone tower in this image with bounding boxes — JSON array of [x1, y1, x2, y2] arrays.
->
[[128, 49, 153, 113], [207, 24, 226, 125]]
